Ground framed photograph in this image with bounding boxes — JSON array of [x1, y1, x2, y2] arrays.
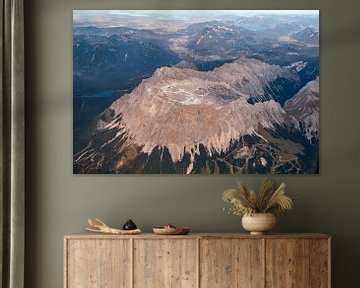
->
[[73, 10, 319, 174]]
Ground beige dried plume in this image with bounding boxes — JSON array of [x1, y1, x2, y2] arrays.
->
[[222, 179, 294, 216]]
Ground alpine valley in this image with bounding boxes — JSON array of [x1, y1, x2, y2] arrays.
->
[[73, 10, 319, 174]]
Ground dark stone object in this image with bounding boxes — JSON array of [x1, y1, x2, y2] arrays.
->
[[123, 219, 137, 230]]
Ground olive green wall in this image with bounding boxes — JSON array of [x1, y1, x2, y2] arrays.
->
[[24, 0, 360, 287]]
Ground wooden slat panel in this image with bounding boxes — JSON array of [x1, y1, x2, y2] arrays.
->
[[65, 233, 330, 240], [64, 235, 330, 288], [133, 239, 197, 288], [310, 239, 330, 288], [265, 239, 310, 288], [200, 239, 264, 288], [67, 239, 131, 288]]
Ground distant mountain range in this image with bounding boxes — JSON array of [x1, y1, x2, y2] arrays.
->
[[73, 27, 180, 95], [73, 12, 319, 174], [291, 28, 319, 45]]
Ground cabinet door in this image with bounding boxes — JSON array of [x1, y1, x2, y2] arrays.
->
[[134, 239, 198, 288], [66, 239, 131, 288], [309, 239, 330, 288], [266, 239, 310, 288], [200, 239, 264, 288]]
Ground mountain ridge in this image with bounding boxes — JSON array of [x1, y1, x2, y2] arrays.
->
[[74, 58, 319, 174]]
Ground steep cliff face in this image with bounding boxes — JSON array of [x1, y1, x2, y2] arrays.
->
[[74, 59, 318, 174], [284, 77, 319, 141]]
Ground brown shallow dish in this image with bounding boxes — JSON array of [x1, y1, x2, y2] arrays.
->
[[153, 227, 190, 235]]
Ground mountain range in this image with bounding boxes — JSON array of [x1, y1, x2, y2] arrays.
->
[[74, 59, 319, 174], [73, 12, 319, 174]]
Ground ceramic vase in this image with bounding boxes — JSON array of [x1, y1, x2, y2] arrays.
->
[[242, 213, 276, 235]]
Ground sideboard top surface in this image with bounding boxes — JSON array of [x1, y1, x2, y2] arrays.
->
[[64, 232, 330, 240]]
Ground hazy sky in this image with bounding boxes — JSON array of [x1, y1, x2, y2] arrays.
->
[[74, 10, 319, 17], [73, 10, 319, 30], [74, 10, 318, 19]]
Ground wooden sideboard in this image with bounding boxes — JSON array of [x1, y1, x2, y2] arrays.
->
[[64, 233, 330, 288]]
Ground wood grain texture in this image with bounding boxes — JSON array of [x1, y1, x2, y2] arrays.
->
[[133, 239, 197, 288], [65, 233, 330, 240], [265, 239, 310, 288], [66, 239, 131, 288], [64, 234, 330, 288], [200, 239, 264, 288], [310, 239, 330, 288]]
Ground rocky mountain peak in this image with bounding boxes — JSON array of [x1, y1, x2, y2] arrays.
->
[[96, 58, 298, 164]]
